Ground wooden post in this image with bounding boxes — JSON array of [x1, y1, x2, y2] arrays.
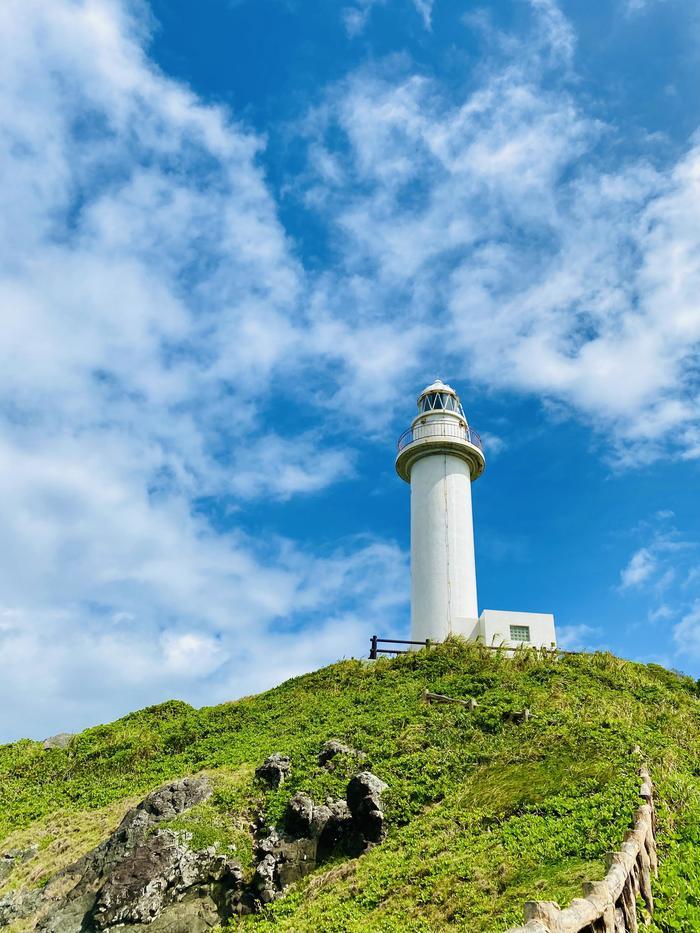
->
[[369, 635, 378, 660]]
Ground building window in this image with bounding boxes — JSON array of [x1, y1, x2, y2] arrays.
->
[[510, 625, 530, 643]]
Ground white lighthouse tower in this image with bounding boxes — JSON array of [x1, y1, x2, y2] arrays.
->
[[396, 380, 484, 643], [396, 379, 557, 650]]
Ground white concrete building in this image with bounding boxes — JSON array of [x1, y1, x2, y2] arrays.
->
[[396, 380, 556, 651]]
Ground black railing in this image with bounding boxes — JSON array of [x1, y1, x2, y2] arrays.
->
[[369, 635, 576, 659], [369, 636, 431, 659], [397, 422, 483, 453]]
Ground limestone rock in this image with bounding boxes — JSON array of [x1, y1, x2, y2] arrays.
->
[[6, 755, 391, 929], [346, 771, 388, 845], [255, 753, 291, 788], [252, 854, 277, 905], [90, 832, 242, 929], [318, 740, 364, 769], [42, 733, 74, 751], [0, 843, 39, 883], [310, 799, 353, 860], [26, 776, 245, 933], [285, 792, 314, 837], [0, 888, 44, 927], [252, 831, 317, 903], [135, 775, 212, 822]]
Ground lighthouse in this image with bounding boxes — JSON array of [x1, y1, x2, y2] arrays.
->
[[396, 380, 484, 643], [396, 380, 557, 650]]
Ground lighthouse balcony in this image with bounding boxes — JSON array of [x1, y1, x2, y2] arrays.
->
[[397, 422, 483, 453], [396, 420, 485, 482]]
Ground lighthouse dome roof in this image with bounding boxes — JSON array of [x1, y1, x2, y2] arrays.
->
[[416, 379, 466, 417], [418, 378, 457, 398]]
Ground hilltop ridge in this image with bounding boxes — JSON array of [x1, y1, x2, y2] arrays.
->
[[2, 641, 700, 931]]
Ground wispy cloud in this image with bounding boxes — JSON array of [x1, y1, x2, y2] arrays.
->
[[342, 0, 434, 37], [4, 0, 700, 738], [620, 548, 659, 589], [302, 0, 700, 462], [0, 0, 407, 741], [557, 623, 603, 652]]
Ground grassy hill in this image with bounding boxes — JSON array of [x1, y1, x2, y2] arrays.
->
[[3, 641, 700, 932]]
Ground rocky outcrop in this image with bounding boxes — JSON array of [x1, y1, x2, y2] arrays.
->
[[255, 753, 291, 788], [0, 844, 39, 884], [250, 768, 387, 904], [318, 740, 365, 769], [346, 771, 388, 845], [1, 753, 389, 930], [42, 734, 74, 751], [0, 777, 245, 933]]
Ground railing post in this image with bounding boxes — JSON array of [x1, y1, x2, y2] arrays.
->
[[369, 635, 378, 660]]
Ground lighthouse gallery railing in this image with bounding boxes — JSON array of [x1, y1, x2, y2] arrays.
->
[[397, 422, 483, 453]]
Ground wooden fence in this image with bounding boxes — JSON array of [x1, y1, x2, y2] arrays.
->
[[504, 759, 657, 933]]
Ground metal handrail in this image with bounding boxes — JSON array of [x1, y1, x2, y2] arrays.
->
[[397, 422, 483, 453], [369, 635, 576, 659]]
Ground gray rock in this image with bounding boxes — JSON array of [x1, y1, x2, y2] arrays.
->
[[0, 887, 44, 927], [135, 776, 212, 822], [255, 753, 291, 788], [318, 740, 359, 768], [285, 792, 314, 837], [311, 799, 352, 861], [42, 733, 74, 751], [29, 775, 245, 932], [90, 831, 241, 929], [252, 854, 277, 905], [346, 771, 388, 845], [0, 843, 39, 885]]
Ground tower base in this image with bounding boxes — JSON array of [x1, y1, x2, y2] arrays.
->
[[474, 610, 556, 649]]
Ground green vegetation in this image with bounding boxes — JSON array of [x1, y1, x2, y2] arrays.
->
[[2, 641, 700, 931]]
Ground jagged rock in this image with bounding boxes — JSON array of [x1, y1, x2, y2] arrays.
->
[[90, 832, 242, 929], [318, 740, 364, 769], [42, 733, 74, 751], [346, 771, 388, 845], [24, 776, 246, 933], [0, 843, 39, 885], [255, 753, 291, 788], [6, 757, 391, 929], [253, 831, 317, 902], [285, 792, 314, 837], [252, 854, 277, 905], [0, 888, 44, 927], [311, 799, 353, 860], [135, 775, 212, 822]]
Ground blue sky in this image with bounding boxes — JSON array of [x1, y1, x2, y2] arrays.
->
[[2, 0, 700, 742]]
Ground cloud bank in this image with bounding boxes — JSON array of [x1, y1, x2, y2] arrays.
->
[[2, 0, 700, 738]]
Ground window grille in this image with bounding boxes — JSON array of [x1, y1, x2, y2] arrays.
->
[[510, 625, 530, 643], [420, 392, 467, 418]]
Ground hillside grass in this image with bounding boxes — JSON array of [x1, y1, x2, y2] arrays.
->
[[2, 641, 700, 931]]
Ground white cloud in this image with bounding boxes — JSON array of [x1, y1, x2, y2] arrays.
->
[[342, 0, 434, 37], [618, 520, 695, 592], [673, 602, 700, 656], [302, 0, 700, 462], [620, 548, 658, 589], [413, 0, 433, 30], [557, 623, 603, 651], [0, 0, 411, 741], [4, 0, 700, 738], [228, 435, 355, 501], [649, 604, 674, 623], [161, 632, 228, 677]]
